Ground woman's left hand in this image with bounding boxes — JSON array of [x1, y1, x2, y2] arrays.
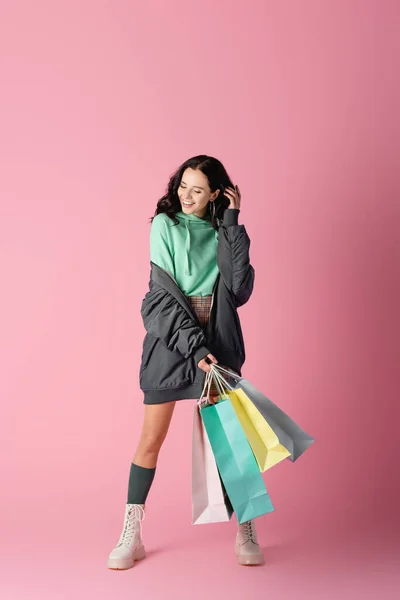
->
[[224, 184, 241, 210]]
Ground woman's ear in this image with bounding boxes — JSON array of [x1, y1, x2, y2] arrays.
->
[[211, 189, 220, 202]]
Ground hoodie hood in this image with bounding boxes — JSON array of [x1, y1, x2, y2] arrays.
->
[[176, 210, 218, 276]]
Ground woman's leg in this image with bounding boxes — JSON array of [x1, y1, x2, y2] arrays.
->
[[108, 401, 177, 570], [127, 401, 176, 504], [133, 401, 176, 468]]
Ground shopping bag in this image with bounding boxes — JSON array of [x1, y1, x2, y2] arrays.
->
[[210, 367, 291, 472], [199, 373, 274, 524], [191, 403, 233, 525], [211, 365, 315, 461]]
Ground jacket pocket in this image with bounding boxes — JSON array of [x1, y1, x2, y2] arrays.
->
[[139, 334, 197, 391]]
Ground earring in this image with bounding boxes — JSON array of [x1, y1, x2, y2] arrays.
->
[[211, 201, 216, 219]]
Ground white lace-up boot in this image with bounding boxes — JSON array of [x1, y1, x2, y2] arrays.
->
[[107, 504, 146, 570], [235, 520, 265, 566]]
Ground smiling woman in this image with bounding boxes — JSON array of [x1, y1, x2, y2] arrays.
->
[[107, 154, 258, 570], [178, 169, 220, 219], [179, 171, 212, 218], [179, 168, 242, 220]]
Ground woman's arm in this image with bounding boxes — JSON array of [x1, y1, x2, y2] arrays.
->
[[217, 208, 255, 307]]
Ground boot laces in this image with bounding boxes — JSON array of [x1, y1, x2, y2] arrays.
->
[[241, 520, 257, 544], [119, 504, 145, 547]]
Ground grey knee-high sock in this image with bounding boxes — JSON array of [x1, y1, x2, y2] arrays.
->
[[127, 462, 156, 505]]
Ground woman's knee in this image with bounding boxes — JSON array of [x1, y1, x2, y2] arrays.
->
[[137, 432, 166, 456]]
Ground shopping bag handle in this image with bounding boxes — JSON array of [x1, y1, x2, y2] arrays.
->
[[210, 364, 242, 382], [198, 370, 211, 406], [210, 367, 228, 401], [210, 365, 234, 391], [198, 369, 222, 406], [198, 367, 228, 408]]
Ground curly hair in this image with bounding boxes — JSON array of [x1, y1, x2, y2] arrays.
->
[[151, 155, 235, 230]]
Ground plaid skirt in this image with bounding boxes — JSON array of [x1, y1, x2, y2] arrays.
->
[[187, 295, 221, 399]]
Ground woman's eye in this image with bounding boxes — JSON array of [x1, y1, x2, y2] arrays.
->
[[180, 185, 200, 194]]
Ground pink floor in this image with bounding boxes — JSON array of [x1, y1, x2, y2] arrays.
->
[[2, 495, 399, 600]]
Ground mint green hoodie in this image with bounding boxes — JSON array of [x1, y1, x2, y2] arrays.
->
[[149, 210, 219, 296]]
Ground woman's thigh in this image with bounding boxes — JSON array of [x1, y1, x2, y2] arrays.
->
[[135, 401, 176, 454]]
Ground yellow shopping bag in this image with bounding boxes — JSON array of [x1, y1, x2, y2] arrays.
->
[[212, 369, 291, 472]]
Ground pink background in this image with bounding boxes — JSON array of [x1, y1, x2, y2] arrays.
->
[[1, 1, 399, 598]]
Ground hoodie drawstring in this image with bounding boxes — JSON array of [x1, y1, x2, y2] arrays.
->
[[185, 220, 191, 276]]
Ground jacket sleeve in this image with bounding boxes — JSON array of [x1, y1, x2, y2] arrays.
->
[[216, 208, 255, 307], [141, 277, 210, 363]]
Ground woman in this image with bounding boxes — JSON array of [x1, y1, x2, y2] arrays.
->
[[107, 155, 264, 569]]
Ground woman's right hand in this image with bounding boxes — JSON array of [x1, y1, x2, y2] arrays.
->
[[197, 353, 218, 373]]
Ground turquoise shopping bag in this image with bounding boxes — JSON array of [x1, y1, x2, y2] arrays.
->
[[200, 398, 274, 524]]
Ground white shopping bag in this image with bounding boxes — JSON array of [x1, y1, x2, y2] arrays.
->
[[191, 402, 233, 525]]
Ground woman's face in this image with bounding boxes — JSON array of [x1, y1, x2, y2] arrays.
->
[[178, 168, 219, 218]]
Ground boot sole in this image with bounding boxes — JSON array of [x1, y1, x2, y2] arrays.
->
[[107, 545, 146, 570], [234, 544, 265, 566]]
